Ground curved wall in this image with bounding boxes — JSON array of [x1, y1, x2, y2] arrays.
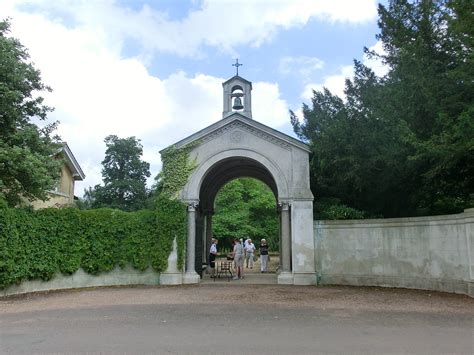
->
[[3, 210, 472, 297], [1, 235, 183, 298], [314, 209, 474, 297], [1, 266, 162, 297]]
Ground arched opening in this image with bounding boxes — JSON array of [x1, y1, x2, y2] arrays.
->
[[193, 157, 283, 279], [231, 85, 244, 112]]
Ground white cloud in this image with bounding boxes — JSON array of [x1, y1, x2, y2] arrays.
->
[[279, 56, 325, 78], [1, 4, 291, 196], [3, 0, 378, 57], [253, 82, 290, 128], [300, 41, 389, 101], [0, 0, 377, 196], [363, 40, 389, 77], [302, 65, 354, 100]]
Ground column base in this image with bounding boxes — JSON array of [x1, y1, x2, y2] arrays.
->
[[160, 272, 183, 285], [182, 272, 200, 284], [277, 272, 294, 285], [293, 272, 317, 285]]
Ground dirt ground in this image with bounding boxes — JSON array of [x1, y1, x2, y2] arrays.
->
[[1, 282, 473, 354], [1, 282, 472, 315]]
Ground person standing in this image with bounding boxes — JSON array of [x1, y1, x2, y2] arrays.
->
[[245, 239, 256, 269], [244, 238, 250, 249], [232, 238, 244, 279], [209, 238, 218, 278], [259, 239, 269, 273], [243, 237, 250, 264]]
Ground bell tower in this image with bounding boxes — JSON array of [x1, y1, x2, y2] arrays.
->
[[222, 59, 252, 119]]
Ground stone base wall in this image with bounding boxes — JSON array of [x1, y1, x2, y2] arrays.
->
[[1, 266, 161, 297], [315, 209, 474, 297]]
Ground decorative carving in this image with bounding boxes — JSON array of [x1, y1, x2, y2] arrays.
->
[[230, 130, 243, 143], [202, 121, 292, 151], [278, 202, 291, 211], [187, 202, 199, 212]]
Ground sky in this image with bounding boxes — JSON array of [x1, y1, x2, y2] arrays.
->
[[1, 0, 388, 196]]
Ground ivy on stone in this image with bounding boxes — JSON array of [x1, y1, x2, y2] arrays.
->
[[152, 142, 199, 270], [157, 143, 198, 198], [0, 206, 168, 290]]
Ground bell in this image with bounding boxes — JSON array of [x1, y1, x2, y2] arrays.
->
[[232, 97, 244, 110]]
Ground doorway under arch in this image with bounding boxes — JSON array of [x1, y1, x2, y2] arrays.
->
[[195, 157, 281, 278]]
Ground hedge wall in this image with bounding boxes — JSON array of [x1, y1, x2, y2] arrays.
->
[[0, 197, 186, 290]]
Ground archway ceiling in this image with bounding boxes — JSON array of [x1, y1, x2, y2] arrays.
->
[[199, 157, 277, 213]]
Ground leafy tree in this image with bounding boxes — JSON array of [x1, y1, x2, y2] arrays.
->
[[86, 135, 151, 211], [373, 0, 474, 214], [292, 0, 473, 218], [0, 19, 62, 207], [213, 178, 279, 251]]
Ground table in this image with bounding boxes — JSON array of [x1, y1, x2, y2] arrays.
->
[[214, 259, 234, 281]]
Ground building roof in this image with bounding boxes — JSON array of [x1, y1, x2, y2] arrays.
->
[[222, 75, 252, 88], [59, 143, 86, 181], [160, 113, 310, 154]]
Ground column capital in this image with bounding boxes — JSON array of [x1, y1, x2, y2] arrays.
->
[[187, 201, 199, 212], [278, 201, 291, 211]]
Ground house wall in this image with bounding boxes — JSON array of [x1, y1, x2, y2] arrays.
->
[[314, 209, 474, 296], [31, 165, 75, 209], [58, 164, 75, 200]]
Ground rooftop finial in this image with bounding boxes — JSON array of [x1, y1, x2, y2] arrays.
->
[[232, 58, 242, 76]]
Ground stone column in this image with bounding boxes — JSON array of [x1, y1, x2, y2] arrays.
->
[[205, 213, 213, 262], [183, 202, 200, 284], [291, 199, 316, 285], [278, 202, 294, 284]]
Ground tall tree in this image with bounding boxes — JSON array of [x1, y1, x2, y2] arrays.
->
[[0, 19, 62, 207], [292, 0, 473, 217], [86, 135, 151, 211], [373, 0, 474, 214]]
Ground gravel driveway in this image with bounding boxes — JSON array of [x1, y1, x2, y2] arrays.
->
[[1, 284, 473, 354]]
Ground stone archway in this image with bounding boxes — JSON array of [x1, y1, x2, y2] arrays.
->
[[185, 154, 292, 282], [162, 73, 316, 286]]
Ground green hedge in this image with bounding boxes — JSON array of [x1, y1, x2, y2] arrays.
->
[[0, 197, 186, 290]]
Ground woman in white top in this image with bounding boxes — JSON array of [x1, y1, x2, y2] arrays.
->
[[209, 238, 218, 278]]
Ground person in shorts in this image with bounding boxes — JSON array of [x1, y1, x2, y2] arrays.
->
[[232, 238, 244, 279]]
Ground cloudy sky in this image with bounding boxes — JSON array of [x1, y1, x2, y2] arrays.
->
[[1, 0, 387, 196]]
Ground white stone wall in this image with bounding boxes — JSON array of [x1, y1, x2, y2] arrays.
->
[[1, 266, 161, 297], [314, 209, 474, 296]]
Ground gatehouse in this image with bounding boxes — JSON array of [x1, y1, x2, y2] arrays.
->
[[161, 71, 316, 285]]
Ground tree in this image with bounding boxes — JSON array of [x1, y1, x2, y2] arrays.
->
[[86, 135, 151, 211], [213, 178, 279, 251], [292, 0, 473, 217], [292, 64, 413, 217], [0, 19, 62, 207], [371, 0, 474, 214]]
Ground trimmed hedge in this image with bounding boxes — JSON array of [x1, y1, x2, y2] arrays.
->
[[0, 197, 186, 290]]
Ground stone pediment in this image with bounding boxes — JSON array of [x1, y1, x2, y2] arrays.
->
[[163, 113, 310, 153]]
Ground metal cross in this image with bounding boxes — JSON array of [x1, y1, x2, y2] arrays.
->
[[232, 58, 243, 76]]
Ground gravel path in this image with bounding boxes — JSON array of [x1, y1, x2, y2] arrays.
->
[[1, 284, 472, 315], [1, 284, 473, 354]]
